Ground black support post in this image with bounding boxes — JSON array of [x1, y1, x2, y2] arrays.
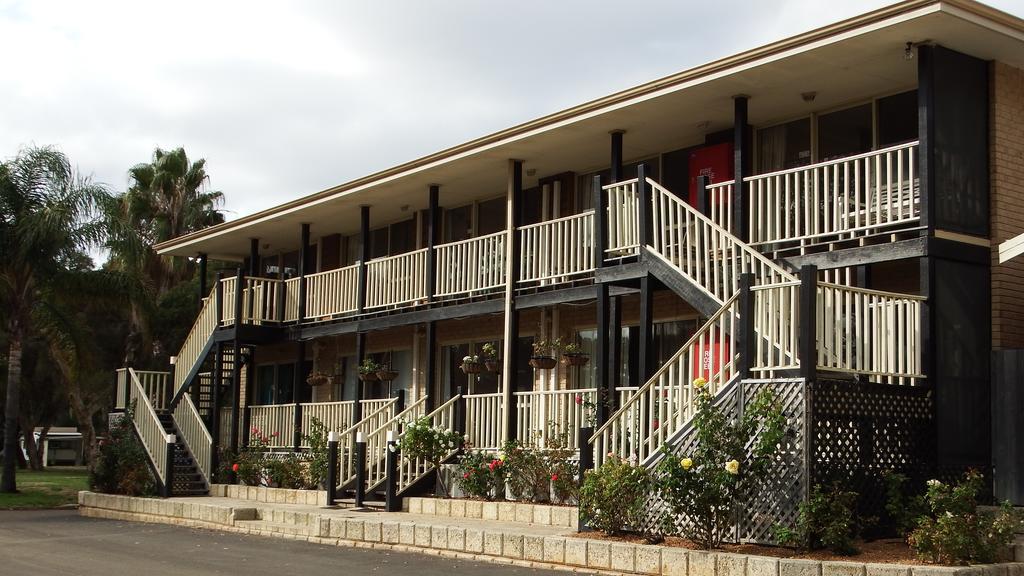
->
[[737, 273, 756, 381], [385, 439, 400, 512], [298, 223, 310, 323], [732, 96, 750, 242], [357, 206, 370, 314], [354, 437, 367, 507], [592, 175, 606, 270], [917, 45, 935, 230], [636, 163, 651, 256], [163, 437, 175, 498], [696, 175, 710, 216], [426, 185, 439, 302], [325, 433, 338, 506], [637, 276, 654, 385], [210, 341, 224, 477], [249, 239, 259, 276], [425, 322, 437, 413], [609, 296, 622, 411], [198, 253, 208, 302], [595, 284, 612, 427], [353, 333, 366, 423], [798, 265, 818, 382], [610, 130, 624, 184], [293, 340, 305, 452]]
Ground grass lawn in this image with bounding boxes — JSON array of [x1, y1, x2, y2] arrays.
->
[[0, 467, 89, 509]]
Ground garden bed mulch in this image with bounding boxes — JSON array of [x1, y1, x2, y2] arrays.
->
[[572, 532, 923, 564]]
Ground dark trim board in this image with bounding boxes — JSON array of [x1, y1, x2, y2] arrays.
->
[[645, 251, 721, 317], [783, 236, 988, 270]]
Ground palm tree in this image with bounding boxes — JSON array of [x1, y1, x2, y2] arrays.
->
[[0, 146, 110, 492], [104, 147, 225, 367]]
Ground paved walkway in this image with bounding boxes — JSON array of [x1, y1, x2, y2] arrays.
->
[[1, 509, 570, 576]]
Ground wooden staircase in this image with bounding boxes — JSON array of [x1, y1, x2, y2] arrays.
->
[[156, 411, 209, 496]]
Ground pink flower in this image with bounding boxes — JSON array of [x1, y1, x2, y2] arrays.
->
[[271, 432, 280, 437], [574, 395, 583, 405], [463, 472, 470, 479], [232, 463, 240, 472], [551, 474, 559, 482], [652, 419, 660, 430]]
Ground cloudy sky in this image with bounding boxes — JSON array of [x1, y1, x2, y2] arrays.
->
[[2, 0, 1021, 221]]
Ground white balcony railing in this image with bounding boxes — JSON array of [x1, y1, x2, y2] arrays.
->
[[304, 264, 359, 320], [514, 388, 596, 451], [604, 178, 640, 258], [435, 231, 506, 298], [748, 141, 919, 247], [283, 277, 301, 322], [706, 180, 734, 232], [365, 248, 428, 310], [248, 404, 295, 448], [519, 211, 595, 285], [464, 393, 503, 451]]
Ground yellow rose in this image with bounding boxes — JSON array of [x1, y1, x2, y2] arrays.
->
[[693, 377, 707, 389], [725, 459, 740, 475], [681, 458, 693, 471]]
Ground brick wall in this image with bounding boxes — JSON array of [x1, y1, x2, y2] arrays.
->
[[991, 61, 1024, 350]]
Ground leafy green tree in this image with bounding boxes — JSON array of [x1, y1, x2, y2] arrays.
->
[[103, 147, 224, 367], [0, 146, 111, 492]]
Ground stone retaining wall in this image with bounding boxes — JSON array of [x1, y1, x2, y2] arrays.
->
[[77, 492, 1022, 576], [403, 497, 578, 530], [209, 483, 326, 506]]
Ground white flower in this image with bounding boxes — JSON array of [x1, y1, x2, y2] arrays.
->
[[927, 479, 942, 488], [725, 459, 740, 475]]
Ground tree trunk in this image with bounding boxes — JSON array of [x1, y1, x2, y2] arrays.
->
[[2, 336, 23, 492], [66, 385, 99, 464]]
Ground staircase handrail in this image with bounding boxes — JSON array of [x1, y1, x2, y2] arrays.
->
[[361, 396, 428, 489], [647, 178, 795, 289], [170, 285, 220, 404], [127, 368, 170, 486], [173, 390, 213, 483], [589, 294, 739, 466], [396, 394, 461, 494]]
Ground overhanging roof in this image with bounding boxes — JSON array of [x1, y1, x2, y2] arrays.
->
[[157, 0, 1024, 260]]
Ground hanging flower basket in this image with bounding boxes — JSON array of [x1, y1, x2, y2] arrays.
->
[[358, 372, 379, 382], [306, 371, 331, 387], [358, 358, 381, 381], [484, 359, 500, 372], [561, 352, 590, 367], [461, 361, 484, 374], [376, 369, 399, 381], [529, 356, 557, 370]]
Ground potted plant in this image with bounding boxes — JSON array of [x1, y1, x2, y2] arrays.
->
[[358, 358, 381, 381], [481, 343, 500, 372], [306, 370, 331, 387], [460, 354, 483, 374], [529, 338, 558, 370], [560, 340, 590, 366]]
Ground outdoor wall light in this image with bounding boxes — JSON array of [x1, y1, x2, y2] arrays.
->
[[905, 42, 914, 60]]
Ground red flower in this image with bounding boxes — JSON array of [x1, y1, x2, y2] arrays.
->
[[551, 474, 559, 482], [652, 418, 660, 430], [271, 432, 280, 437], [574, 395, 583, 405], [463, 472, 471, 479], [232, 463, 240, 472]]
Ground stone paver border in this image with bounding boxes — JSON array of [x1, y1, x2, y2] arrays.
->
[[78, 492, 1023, 576], [403, 496, 578, 530]]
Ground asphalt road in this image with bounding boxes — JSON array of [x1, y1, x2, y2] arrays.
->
[[0, 510, 574, 576]]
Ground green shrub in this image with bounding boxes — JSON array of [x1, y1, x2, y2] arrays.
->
[[89, 405, 156, 496], [579, 454, 651, 535], [501, 440, 550, 502], [654, 379, 787, 549], [908, 471, 1022, 565], [398, 417, 462, 497], [265, 453, 308, 489], [882, 470, 928, 537], [455, 450, 505, 500], [303, 417, 331, 489], [776, 483, 861, 555], [545, 433, 579, 504]]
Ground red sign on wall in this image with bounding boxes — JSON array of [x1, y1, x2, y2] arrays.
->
[[688, 142, 734, 206], [691, 338, 731, 382]]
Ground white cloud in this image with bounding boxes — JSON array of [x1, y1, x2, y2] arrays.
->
[[1, 0, 1020, 220]]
